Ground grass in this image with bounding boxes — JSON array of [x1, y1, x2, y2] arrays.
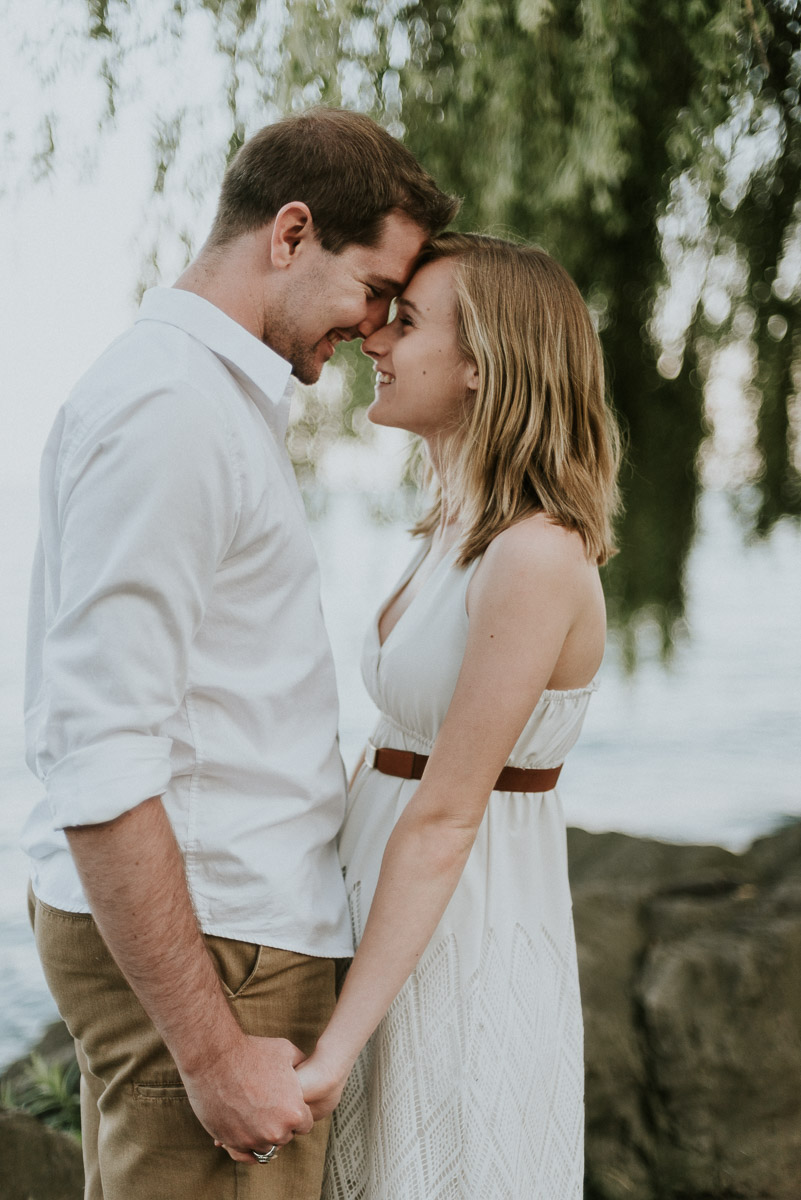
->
[[0, 1053, 81, 1139]]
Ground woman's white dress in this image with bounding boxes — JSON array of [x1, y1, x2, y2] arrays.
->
[[323, 541, 594, 1200]]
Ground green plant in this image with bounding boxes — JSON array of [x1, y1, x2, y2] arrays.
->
[[0, 1053, 81, 1139]]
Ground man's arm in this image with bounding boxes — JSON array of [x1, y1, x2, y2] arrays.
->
[[66, 795, 313, 1152], [38, 382, 313, 1154]]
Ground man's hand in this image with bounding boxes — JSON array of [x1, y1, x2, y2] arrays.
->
[[186, 1033, 313, 1163], [65, 798, 313, 1164]]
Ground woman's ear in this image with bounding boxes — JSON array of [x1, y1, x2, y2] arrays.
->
[[465, 360, 480, 392], [270, 202, 315, 269]]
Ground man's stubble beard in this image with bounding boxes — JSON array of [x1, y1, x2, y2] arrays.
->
[[285, 341, 324, 386], [263, 288, 327, 385], [261, 317, 323, 385]]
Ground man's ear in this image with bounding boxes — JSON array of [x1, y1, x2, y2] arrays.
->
[[270, 202, 315, 269]]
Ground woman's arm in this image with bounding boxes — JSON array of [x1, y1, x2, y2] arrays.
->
[[297, 519, 599, 1115]]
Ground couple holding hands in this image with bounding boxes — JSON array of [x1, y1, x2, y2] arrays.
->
[[24, 107, 619, 1199]]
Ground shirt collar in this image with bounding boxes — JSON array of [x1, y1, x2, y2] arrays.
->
[[135, 287, 295, 441]]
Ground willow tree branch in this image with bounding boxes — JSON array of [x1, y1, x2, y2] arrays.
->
[[744, 0, 772, 74]]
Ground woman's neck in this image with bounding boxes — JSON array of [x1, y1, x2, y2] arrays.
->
[[432, 504, 461, 553]]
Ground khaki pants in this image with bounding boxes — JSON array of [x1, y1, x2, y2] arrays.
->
[[30, 889, 337, 1200]]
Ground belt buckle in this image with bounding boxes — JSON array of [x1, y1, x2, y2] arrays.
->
[[364, 741, 378, 769]]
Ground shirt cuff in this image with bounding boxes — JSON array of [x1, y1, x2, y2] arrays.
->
[[44, 735, 174, 829]]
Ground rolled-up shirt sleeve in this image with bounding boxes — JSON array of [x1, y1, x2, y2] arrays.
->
[[35, 384, 240, 829]]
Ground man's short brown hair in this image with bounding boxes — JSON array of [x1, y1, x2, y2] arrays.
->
[[209, 107, 459, 253]]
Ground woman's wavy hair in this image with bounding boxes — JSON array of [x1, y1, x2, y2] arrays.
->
[[410, 233, 622, 566]]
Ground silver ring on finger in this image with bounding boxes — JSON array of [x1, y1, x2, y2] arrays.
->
[[251, 1145, 279, 1163]]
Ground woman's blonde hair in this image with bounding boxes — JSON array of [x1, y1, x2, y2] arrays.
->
[[411, 233, 622, 565]]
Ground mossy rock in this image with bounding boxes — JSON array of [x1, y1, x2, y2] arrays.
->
[[0, 1108, 83, 1200]]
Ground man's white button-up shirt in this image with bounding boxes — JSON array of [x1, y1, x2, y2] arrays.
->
[[23, 287, 353, 957]]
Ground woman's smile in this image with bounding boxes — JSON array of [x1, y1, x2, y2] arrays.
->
[[361, 258, 478, 441]]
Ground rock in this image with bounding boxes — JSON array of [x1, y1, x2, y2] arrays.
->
[[570, 823, 801, 1200], [0, 1108, 83, 1200], [639, 884, 801, 1196], [573, 884, 655, 1200]]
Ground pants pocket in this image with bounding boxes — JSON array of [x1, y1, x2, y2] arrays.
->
[[203, 934, 262, 999], [132, 1083, 189, 1101]]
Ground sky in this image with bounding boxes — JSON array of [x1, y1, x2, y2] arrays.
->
[[1, 1, 187, 487], [2, 125, 153, 487]]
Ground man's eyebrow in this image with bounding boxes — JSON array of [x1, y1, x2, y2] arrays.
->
[[368, 275, 406, 294]]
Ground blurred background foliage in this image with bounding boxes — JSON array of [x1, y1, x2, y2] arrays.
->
[[11, 0, 801, 653]]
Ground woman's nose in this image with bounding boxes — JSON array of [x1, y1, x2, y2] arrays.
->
[[361, 327, 386, 359]]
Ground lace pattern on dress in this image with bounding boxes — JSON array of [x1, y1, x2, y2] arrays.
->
[[323, 884, 584, 1200]]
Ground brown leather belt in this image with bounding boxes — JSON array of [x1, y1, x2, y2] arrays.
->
[[364, 742, 562, 792]]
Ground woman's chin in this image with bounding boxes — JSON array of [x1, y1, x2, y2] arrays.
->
[[367, 398, 420, 435], [366, 400, 392, 428]]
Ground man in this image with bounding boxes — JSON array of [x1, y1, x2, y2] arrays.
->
[[23, 107, 458, 1200]]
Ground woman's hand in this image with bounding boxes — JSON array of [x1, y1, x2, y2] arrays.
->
[[295, 1048, 351, 1121]]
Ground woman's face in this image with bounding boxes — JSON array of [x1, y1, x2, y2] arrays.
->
[[361, 257, 478, 442]]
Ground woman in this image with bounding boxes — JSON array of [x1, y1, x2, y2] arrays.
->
[[300, 233, 621, 1198]]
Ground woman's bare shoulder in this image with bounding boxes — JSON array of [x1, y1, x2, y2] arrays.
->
[[481, 513, 593, 578]]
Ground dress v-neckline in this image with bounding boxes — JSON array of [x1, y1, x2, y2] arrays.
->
[[374, 539, 461, 653]]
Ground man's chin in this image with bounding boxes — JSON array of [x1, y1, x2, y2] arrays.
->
[[291, 359, 324, 386], [290, 343, 335, 386], [288, 350, 323, 384]]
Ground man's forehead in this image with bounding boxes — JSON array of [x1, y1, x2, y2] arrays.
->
[[360, 215, 427, 277], [380, 209, 428, 245]]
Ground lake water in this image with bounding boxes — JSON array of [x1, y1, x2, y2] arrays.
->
[[1, 482, 799, 1066]]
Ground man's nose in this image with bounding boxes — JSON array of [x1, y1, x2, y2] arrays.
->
[[355, 296, 393, 339]]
